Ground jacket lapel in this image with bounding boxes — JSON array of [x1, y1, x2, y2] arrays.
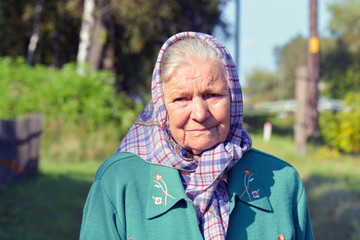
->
[[146, 150, 273, 219], [227, 152, 272, 213], [146, 164, 187, 219]]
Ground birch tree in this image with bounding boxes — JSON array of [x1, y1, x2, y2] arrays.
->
[[76, 0, 95, 74], [26, 0, 44, 66]]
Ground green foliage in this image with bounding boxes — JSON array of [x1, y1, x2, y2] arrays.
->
[[243, 69, 279, 105], [320, 0, 360, 99], [0, 0, 35, 57], [0, 57, 132, 126], [319, 93, 360, 154], [0, 0, 83, 66], [108, 0, 227, 94], [328, 0, 360, 55], [0, 57, 138, 160], [0, 0, 226, 95]]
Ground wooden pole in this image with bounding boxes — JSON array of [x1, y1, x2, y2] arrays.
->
[[295, 66, 308, 154], [307, 0, 320, 137]]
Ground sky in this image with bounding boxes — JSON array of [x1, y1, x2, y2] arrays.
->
[[214, 0, 335, 85]]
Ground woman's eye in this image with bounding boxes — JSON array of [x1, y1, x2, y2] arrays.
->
[[205, 93, 221, 99], [174, 97, 188, 102]]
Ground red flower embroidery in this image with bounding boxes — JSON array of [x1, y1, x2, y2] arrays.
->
[[240, 169, 260, 200], [244, 169, 251, 176], [154, 197, 162, 204], [155, 174, 163, 181], [277, 234, 285, 240]]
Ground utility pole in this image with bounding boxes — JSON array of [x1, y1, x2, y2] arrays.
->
[[307, 0, 319, 137]]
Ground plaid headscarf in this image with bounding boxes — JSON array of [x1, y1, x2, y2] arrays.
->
[[116, 32, 252, 239]]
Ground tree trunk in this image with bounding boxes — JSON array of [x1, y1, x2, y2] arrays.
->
[[76, 0, 95, 74], [88, 4, 111, 71], [26, 0, 44, 66], [88, 9, 106, 71], [295, 66, 308, 154]]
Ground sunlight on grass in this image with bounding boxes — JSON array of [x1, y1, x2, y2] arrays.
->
[[39, 158, 103, 180], [1, 134, 359, 240], [252, 133, 360, 180], [252, 133, 360, 240]]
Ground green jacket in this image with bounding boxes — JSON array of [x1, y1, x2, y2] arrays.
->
[[80, 149, 314, 239]]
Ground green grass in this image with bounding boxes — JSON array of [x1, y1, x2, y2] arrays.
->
[[0, 134, 359, 239], [0, 159, 102, 240], [252, 134, 360, 240]]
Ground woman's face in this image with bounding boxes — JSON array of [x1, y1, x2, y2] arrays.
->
[[164, 60, 231, 155]]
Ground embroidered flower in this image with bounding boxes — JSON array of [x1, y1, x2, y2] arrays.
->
[[240, 168, 260, 200], [155, 174, 163, 181], [152, 174, 175, 206], [252, 190, 260, 198], [154, 197, 162, 205], [277, 234, 285, 240]]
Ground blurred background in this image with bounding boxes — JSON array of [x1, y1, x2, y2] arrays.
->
[[0, 0, 359, 239]]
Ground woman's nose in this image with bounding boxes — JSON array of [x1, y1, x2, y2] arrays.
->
[[190, 97, 210, 122]]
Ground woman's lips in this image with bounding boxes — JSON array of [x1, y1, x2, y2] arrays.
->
[[186, 126, 215, 133]]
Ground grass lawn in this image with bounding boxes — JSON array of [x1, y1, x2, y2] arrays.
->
[[252, 134, 360, 240], [0, 159, 103, 239], [0, 134, 359, 239]]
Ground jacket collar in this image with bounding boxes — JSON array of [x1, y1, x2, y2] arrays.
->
[[146, 163, 187, 219], [227, 151, 273, 213], [146, 150, 273, 219]]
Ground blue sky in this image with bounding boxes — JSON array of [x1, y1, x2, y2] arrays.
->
[[214, 0, 334, 85]]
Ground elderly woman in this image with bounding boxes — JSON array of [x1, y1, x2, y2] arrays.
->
[[80, 32, 314, 240]]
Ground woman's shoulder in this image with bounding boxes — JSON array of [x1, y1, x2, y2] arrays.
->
[[242, 148, 299, 175], [237, 148, 304, 193], [94, 152, 150, 181]]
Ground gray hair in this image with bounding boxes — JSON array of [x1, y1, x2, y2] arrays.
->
[[160, 38, 228, 87]]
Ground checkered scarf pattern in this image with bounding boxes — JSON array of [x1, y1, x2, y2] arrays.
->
[[116, 32, 252, 239]]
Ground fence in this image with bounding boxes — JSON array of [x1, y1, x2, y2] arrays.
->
[[0, 114, 43, 187]]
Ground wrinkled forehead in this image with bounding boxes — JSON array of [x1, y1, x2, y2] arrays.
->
[[158, 32, 232, 89]]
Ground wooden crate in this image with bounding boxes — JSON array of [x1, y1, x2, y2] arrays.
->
[[0, 114, 43, 186]]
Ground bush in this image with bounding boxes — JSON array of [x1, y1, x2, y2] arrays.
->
[[319, 93, 360, 154], [0, 57, 139, 161]]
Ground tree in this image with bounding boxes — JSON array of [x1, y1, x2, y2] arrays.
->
[[0, 0, 83, 66], [328, 0, 360, 55], [274, 35, 308, 100], [0, 0, 36, 57], [0, 0, 227, 96], [26, 0, 44, 66], [76, 0, 95, 74], [88, 0, 227, 94], [319, 0, 360, 99], [243, 68, 279, 105]]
